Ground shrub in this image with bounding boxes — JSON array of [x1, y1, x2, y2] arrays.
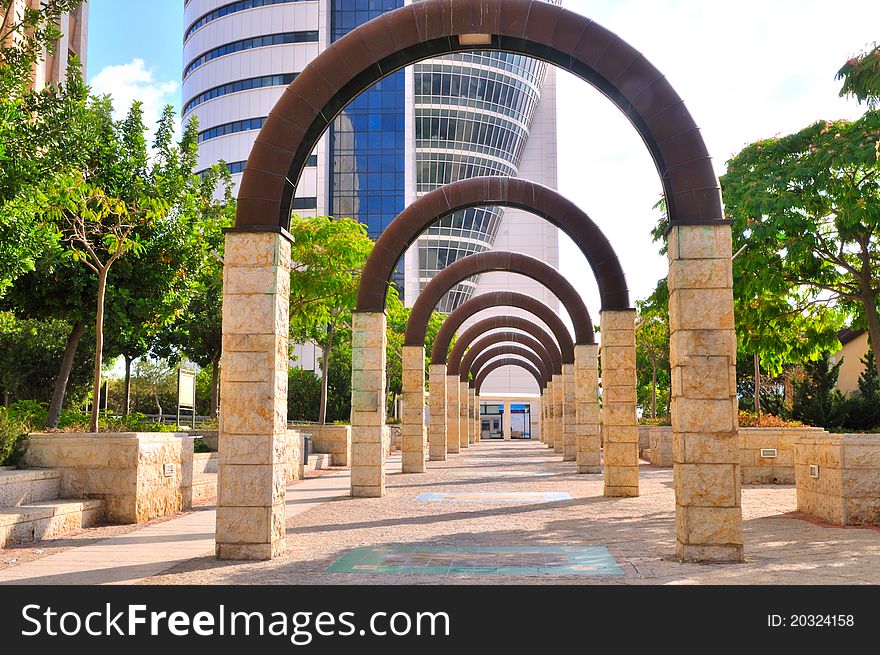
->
[[738, 411, 803, 428], [639, 416, 671, 426], [0, 409, 29, 466]]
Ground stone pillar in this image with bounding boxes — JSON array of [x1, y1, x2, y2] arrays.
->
[[544, 382, 554, 448], [468, 388, 477, 444], [562, 364, 577, 462], [474, 395, 481, 443], [446, 375, 460, 454], [350, 312, 387, 498], [459, 381, 470, 448], [428, 364, 447, 461], [575, 344, 601, 474], [668, 224, 743, 562], [217, 231, 290, 561], [601, 310, 639, 497], [503, 399, 512, 440], [401, 345, 426, 474], [552, 375, 563, 453]]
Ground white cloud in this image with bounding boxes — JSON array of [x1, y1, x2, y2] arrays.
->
[[555, 0, 880, 313], [89, 58, 179, 138]]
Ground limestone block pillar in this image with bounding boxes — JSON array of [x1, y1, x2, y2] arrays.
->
[[562, 364, 577, 462], [428, 364, 447, 461], [459, 381, 470, 448], [668, 224, 743, 562], [401, 345, 426, 474], [552, 375, 563, 453], [474, 394, 481, 443], [446, 375, 460, 454], [575, 344, 601, 474], [601, 310, 639, 497], [544, 382, 554, 448], [468, 388, 477, 444], [350, 312, 387, 498], [217, 232, 290, 561], [503, 399, 512, 440]]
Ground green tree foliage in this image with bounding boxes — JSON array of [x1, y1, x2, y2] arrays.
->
[[287, 367, 321, 422], [838, 44, 880, 108], [288, 215, 374, 424], [635, 280, 670, 419], [721, 110, 880, 382], [849, 348, 880, 429], [791, 359, 849, 429]]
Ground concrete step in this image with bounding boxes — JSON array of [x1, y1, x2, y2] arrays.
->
[[305, 453, 331, 472], [0, 499, 105, 548], [0, 469, 62, 509]]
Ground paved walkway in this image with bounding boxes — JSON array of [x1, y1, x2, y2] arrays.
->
[[2, 441, 880, 585], [0, 468, 350, 585]]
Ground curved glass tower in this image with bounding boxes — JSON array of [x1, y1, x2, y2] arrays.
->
[[413, 3, 559, 313]]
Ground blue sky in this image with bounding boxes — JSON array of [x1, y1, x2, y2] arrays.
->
[[84, 0, 880, 312]]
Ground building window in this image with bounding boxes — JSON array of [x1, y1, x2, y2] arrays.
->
[[184, 31, 318, 79], [183, 73, 298, 116], [198, 117, 267, 143], [185, 0, 313, 43]]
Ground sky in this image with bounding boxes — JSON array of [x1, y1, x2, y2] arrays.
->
[[87, 0, 880, 319]]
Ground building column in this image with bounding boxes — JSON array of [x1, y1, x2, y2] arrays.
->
[[217, 231, 290, 561], [601, 310, 639, 497], [474, 395, 481, 443], [668, 224, 743, 563], [552, 374, 563, 453], [401, 345, 426, 474], [428, 364, 447, 461], [446, 374, 460, 454], [503, 399, 512, 440], [468, 388, 477, 444], [459, 381, 470, 448], [544, 382, 555, 448], [575, 344, 601, 474], [562, 363, 577, 462], [350, 311, 387, 498]]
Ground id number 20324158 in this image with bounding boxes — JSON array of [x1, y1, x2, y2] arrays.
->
[[768, 615, 854, 628]]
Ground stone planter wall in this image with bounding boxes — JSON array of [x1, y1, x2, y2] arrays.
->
[[193, 452, 218, 475], [298, 424, 351, 466], [640, 426, 673, 468], [795, 433, 880, 525], [636, 425, 831, 485], [740, 427, 829, 484], [23, 433, 193, 524], [284, 429, 304, 484]]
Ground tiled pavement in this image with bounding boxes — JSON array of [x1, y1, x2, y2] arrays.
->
[[2, 440, 880, 585]]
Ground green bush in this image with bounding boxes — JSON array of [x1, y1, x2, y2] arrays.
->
[[0, 409, 28, 466], [288, 367, 320, 422]]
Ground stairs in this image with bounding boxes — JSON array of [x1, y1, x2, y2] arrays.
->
[[0, 469, 105, 549]]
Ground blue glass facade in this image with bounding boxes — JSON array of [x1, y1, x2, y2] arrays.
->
[[329, 0, 406, 290]]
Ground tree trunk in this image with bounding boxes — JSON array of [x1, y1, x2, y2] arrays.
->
[[122, 354, 132, 417], [863, 293, 880, 379], [318, 323, 334, 426], [753, 353, 762, 418], [89, 270, 108, 432], [210, 354, 220, 419], [154, 393, 162, 421], [47, 320, 85, 429], [650, 354, 658, 419]]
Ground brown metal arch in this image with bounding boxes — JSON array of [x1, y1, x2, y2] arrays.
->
[[475, 358, 543, 396], [358, 178, 628, 312], [452, 321, 560, 376], [468, 345, 550, 390], [404, 251, 593, 347], [236, 0, 723, 235], [430, 290, 574, 366], [459, 331, 554, 383]]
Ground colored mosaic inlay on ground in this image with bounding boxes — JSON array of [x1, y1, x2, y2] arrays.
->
[[326, 546, 624, 576], [416, 491, 572, 503]]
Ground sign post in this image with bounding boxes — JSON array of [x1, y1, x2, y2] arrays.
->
[[177, 369, 196, 428]]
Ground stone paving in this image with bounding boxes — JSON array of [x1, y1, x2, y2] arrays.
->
[[2, 440, 880, 585]]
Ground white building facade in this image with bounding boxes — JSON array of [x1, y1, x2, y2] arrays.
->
[[182, 0, 561, 417]]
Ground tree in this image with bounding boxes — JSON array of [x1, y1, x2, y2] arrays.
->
[[838, 44, 880, 108], [288, 215, 374, 424], [791, 358, 849, 429], [635, 279, 669, 419], [721, 110, 880, 382]]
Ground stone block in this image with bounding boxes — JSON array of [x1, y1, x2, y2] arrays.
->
[[668, 258, 732, 290], [224, 266, 288, 296], [677, 543, 744, 563], [603, 404, 637, 427], [604, 465, 639, 488], [667, 224, 733, 262], [603, 442, 639, 467], [669, 288, 735, 331], [601, 367, 636, 388], [602, 385, 637, 404], [674, 463, 740, 507], [677, 505, 743, 545], [669, 329, 736, 362], [602, 346, 637, 370], [351, 465, 383, 488], [216, 505, 275, 545], [673, 431, 739, 465], [604, 425, 639, 443], [600, 310, 636, 331], [675, 356, 732, 399], [351, 442, 385, 467], [402, 452, 426, 474], [671, 397, 736, 433], [844, 496, 880, 524], [218, 465, 284, 507], [350, 425, 384, 444]]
